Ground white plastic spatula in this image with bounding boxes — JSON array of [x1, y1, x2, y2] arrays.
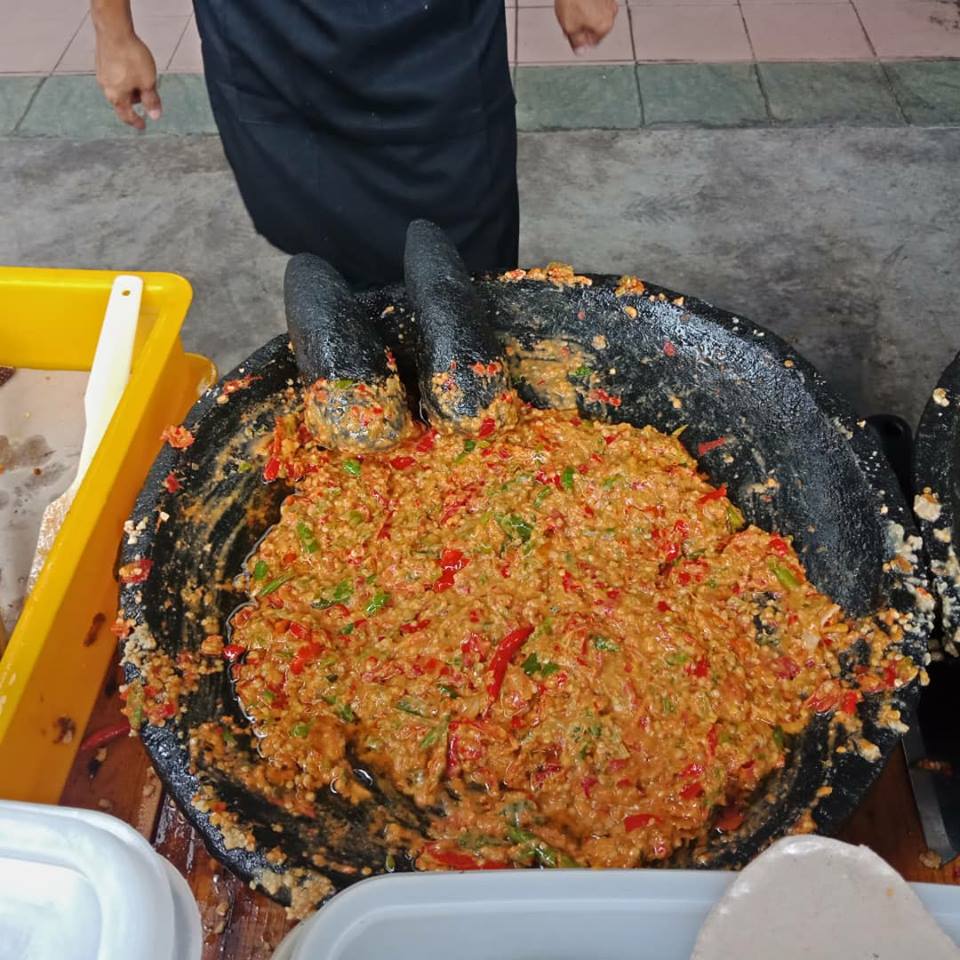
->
[[26, 275, 143, 592], [691, 836, 960, 960]]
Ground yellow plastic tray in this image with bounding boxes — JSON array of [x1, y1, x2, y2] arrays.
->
[[0, 267, 215, 802]]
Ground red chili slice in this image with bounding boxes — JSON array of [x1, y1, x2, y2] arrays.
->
[[441, 548, 467, 569], [680, 782, 705, 801], [287, 622, 311, 641], [416, 429, 437, 453], [163, 471, 181, 493], [160, 425, 194, 449], [222, 643, 245, 662], [531, 762, 562, 788], [477, 418, 497, 439], [624, 813, 658, 832], [771, 656, 801, 680], [769, 536, 790, 557], [221, 374, 261, 396], [687, 657, 710, 678], [697, 437, 727, 456], [561, 572, 581, 593], [663, 542, 681, 564], [434, 549, 469, 592], [840, 690, 861, 714], [263, 457, 281, 482], [697, 484, 728, 505], [424, 845, 507, 871], [118, 559, 152, 584], [806, 683, 841, 714], [390, 456, 416, 470], [715, 805, 745, 832], [486, 625, 535, 701], [79, 720, 130, 752]]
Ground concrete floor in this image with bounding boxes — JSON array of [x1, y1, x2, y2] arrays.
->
[[1, 128, 958, 426]]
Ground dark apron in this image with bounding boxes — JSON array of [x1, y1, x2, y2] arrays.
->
[[193, 0, 518, 286]]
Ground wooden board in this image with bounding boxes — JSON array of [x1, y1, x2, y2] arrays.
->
[[60, 657, 958, 960]]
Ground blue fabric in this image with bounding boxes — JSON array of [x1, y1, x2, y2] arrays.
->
[[193, 0, 518, 284]]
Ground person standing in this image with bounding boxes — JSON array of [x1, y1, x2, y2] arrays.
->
[[93, 0, 617, 285]]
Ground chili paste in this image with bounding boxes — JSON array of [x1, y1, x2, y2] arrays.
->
[[224, 406, 913, 870]]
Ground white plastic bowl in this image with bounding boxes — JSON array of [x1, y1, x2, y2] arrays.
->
[[272, 863, 960, 960], [0, 800, 202, 960]]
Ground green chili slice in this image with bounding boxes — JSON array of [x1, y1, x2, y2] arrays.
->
[[296, 521, 319, 554], [769, 559, 800, 590], [313, 580, 354, 608], [532, 487, 552, 510], [396, 698, 427, 717], [258, 573, 294, 597], [365, 590, 390, 615], [420, 719, 448, 749], [498, 513, 534, 543], [592, 636, 620, 652]]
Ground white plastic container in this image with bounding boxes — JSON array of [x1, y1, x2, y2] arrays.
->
[[273, 867, 960, 960], [0, 800, 202, 960]]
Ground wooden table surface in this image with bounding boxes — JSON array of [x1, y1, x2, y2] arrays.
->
[[61, 657, 959, 960]]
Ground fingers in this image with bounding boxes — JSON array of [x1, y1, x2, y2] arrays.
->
[[140, 86, 163, 121], [113, 97, 146, 131], [558, 1, 619, 51], [569, 29, 596, 52], [106, 87, 162, 131]]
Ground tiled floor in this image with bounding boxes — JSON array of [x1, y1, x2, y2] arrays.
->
[[1, 0, 960, 75]]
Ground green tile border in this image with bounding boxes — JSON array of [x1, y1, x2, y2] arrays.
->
[[11, 74, 217, 139], [757, 62, 903, 126], [0, 76, 43, 136], [2, 61, 959, 137], [516, 65, 642, 131], [637, 63, 767, 128], [882, 60, 960, 126]]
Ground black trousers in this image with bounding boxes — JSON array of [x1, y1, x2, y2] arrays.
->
[[194, 0, 519, 287]]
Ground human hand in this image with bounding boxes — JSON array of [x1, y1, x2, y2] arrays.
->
[[554, 0, 619, 52], [95, 29, 162, 130]]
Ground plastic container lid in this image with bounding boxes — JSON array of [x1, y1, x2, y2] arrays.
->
[[0, 800, 202, 960], [272, 865, 960, 960]]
